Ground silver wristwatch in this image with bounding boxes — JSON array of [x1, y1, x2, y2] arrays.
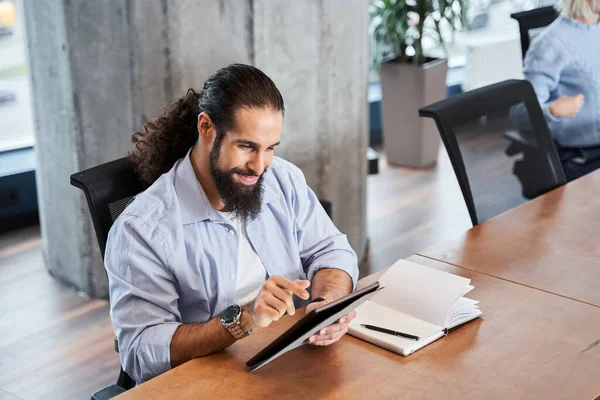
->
[[220, 304, 251, 340]]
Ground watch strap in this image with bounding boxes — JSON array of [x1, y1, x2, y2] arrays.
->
[[227, 323, 250, 340]]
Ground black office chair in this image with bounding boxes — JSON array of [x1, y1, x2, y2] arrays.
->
[[419, 79, 566, 226], [70, 158, 143, 399], [510, 6, 559, 59], [70, 156, 335, 399]]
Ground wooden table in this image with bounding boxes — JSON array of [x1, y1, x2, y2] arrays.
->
[[117, 255, 600, 400], [418, 169, 600, 308]]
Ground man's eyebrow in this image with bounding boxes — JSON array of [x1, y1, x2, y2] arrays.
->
[[234, 139, 280, 148], [234, 139, 260, 148]]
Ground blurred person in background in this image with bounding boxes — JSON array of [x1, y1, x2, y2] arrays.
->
[[0, 0, 17, 103], [524, 0, 600, 181], [0, 1, 16, 32]]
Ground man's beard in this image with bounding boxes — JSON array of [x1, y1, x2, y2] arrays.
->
[[209, 142, 265, 221]]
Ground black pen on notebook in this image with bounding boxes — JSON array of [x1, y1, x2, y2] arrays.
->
[[361, 324, 420, 341]]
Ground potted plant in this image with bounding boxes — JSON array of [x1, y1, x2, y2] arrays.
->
[[371, 0, 468, 167]]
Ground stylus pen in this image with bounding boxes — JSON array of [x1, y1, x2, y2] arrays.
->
[[361, 324, 420, 341]]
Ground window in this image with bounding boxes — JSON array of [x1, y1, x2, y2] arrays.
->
[[0, 0, 35, 152]]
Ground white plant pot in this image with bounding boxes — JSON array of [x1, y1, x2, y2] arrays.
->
[[380, 58, 448, 168]]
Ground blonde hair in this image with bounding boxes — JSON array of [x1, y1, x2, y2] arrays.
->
[[558, 0, 600, 20]]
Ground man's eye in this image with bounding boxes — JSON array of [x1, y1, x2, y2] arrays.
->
[[267, 147, 275, 152], [239, 145, 251, 150]]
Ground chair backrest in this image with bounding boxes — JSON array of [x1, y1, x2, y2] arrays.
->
[[510, 6, 559, 59], [70, 157, 144, 391], [419, 79, 566, 226], [70, 157, 145, 259]]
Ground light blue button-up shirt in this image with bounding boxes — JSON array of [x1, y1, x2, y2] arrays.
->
[[104, 150, 358, 384]]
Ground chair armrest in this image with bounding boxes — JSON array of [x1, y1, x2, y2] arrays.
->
[[91, 385, 127, 400]]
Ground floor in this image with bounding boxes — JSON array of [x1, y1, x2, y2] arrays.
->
[[0, 227, 117, 400], [0, 146, 472, 400], [362, 147, 471, 276]]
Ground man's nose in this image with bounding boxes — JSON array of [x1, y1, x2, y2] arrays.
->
[[247, 152, 266, 176]]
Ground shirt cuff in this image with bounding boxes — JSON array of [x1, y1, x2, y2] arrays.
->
[[543, 103, 563, 123], [306, 251, 359, 291], [127, 322, 181, 384]]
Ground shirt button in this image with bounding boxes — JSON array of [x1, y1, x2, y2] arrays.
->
[[228, 230, 235, 236], [230, 273, 236, 280]]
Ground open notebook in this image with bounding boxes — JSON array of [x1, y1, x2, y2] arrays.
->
[[348, 259, 482, 356]]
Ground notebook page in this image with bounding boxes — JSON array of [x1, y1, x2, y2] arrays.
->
[[446, 297, 482, 328], [348, 300, 443, 356], [371, 259, 473, 327]]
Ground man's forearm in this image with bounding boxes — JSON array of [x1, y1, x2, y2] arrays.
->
[[170, 307, 255, 368], [169, 269, 348, 368], [310, 268, 353, 302]]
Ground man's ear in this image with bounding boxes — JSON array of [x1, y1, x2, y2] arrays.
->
[[197, 112, 216, 143]]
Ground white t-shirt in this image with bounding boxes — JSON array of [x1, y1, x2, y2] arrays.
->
[[220, 212, 268, 306]]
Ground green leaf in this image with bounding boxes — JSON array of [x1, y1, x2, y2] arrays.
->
[[369, 0, 468, 66]]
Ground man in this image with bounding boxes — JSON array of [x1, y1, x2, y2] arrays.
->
[[105, 64, 359, 384]]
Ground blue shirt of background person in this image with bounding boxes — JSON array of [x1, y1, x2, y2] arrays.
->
[[523, 0, 600, 179]]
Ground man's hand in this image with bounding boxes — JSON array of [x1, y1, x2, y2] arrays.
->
[[247, 276, 310, 328], [304, 300, 357, 346], [549, 94, 584, 118]]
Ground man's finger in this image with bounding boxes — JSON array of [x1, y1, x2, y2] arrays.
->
[[312, 327, 348, 342], [255, 302, 281, 324], [339, 310, 357, 324], [294, 279, 311, 289], [271, 276, 310, 299], [269, 285, 297, 315], [321, 323, 346, 334], [315, 332, 344, 342], [309, 337, 342, 346], [262, 293, 287, 320]]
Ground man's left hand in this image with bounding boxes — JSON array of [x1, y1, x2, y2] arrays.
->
[[304, 300, 357, 346]]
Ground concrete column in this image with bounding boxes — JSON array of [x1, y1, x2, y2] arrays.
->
[[24, 1, 137, 297], [131, 0, 254, 120], [25, 0, 368, 298], [254, 0, 369, 258], [165, 0, 253, 97]]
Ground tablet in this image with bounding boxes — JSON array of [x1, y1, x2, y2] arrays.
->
[[246, 281, 382, 372]]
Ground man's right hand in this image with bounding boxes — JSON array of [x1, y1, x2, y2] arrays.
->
[[246, 276, 310, 329], [549, 94, 584, 118]]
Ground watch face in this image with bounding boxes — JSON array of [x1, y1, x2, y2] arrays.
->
[[221, 304, 241, 324]]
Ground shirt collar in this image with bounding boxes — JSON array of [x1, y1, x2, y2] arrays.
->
[[175, 148, 279, 225]]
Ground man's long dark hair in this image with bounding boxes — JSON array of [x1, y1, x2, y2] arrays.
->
[[128, 64, 285, 187]]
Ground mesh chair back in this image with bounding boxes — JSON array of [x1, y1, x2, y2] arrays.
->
[[70, 158, 144, 258], [510, 6, 559, 59], [419, 79, 566, 226], [70, 157, 143, 391]]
